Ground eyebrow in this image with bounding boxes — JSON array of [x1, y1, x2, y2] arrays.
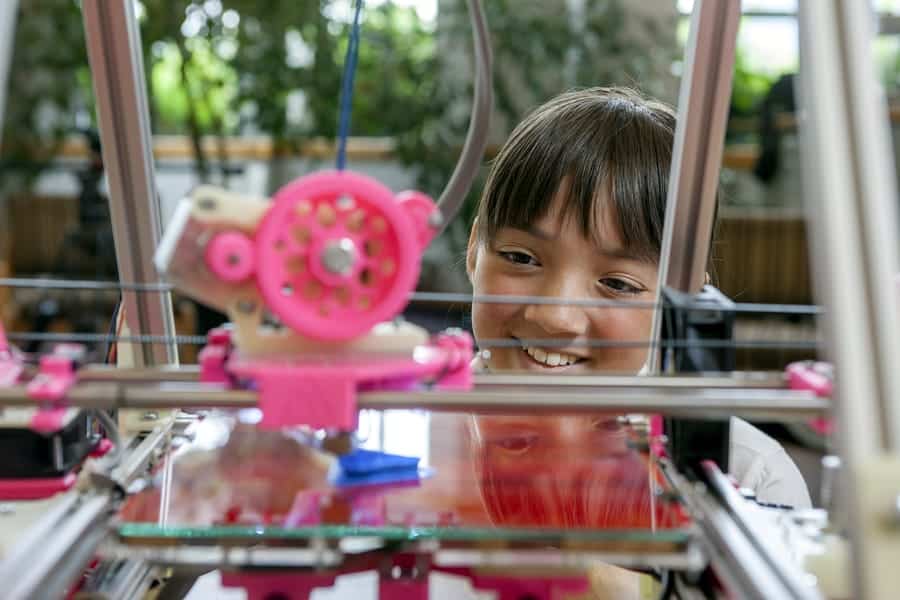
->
[[521, 225, 646, 261]]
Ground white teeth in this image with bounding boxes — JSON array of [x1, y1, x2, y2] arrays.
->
[[523, 346, 580, 367]]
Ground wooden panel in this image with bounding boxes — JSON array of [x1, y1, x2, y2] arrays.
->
[[715, 213, 812, 305], [8, 195, 78, 273]]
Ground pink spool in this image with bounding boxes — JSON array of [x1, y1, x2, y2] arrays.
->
[[255, 170, 431, 341], [205, 231, 256, 283]]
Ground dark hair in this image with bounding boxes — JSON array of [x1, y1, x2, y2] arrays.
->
[[476, 87, 676, 263]]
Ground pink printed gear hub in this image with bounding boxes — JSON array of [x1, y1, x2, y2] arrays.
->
[[205, 170, 434, 342]]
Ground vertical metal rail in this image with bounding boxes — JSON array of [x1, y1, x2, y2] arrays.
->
[[647, 0, 741, 370], [0, 0, 19, 150], [0, 0, 19, 270], [82, 0, 177, 366], [796, 1, 900, 598]]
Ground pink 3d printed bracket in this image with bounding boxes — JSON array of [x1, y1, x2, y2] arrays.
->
[[0, 321, 23, 387], [786, 360, 834, 436], [204, 170, 436, 342], [26, 344, 84, 434], [220, 555, 591, 600], [200, 325, 472, 430], [0, 335, 97, 499], [196, 170, 473, 430]]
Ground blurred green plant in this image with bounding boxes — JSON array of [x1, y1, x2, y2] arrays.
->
[[2, 0, 679, 208], [730, 45, 777, 117], [1, 0, 91, 194]]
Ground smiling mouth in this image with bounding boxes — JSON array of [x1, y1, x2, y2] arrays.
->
[[517, 341, 587, 368]]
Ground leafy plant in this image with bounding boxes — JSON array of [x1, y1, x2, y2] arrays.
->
[[3, 0, 680, 216], [1, 0, 91, 194]]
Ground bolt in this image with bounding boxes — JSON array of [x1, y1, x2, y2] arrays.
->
[[427, 210, 444, 228], [321, 238, 356, 275], [237, 300, 257, 314], [197, 197, 218, 211], [141, 411, 159, 422]]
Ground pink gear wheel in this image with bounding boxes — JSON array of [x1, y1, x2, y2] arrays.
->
[[255, 170, 428, 341], [205, 231, 256, 283]]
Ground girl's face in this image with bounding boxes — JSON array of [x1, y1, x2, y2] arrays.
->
[[466, 184, 659, 374]]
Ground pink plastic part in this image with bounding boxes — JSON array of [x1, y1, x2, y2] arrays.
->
[[219, 558, 590, 600], [226, 330, 473, 430], [786, 361, 835, 436], [27, 353, 77, 401], [30, 408, 69, 434], [282, 491, 324, 527], [220, 572, 337, 600], [0, 357, 23, 387], [90, 438, 114, 458], [786, 361, 832, 397], [649, 414, 666, 457], [205, 231, 256, 283], [251, 370, 358, 431], [432, 331, 473, 390], [256, 170, 428, 341], [468, 574, 590, 600], [0, 322, 23, 386], [396, 190, 440, 250], [199, 327, 233, 384], [27, 347, 81, 434], [0, 472, 77, 500], [350, 492, 387, 526]]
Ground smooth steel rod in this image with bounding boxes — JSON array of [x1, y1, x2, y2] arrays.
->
[[0, 382, 827, 420]]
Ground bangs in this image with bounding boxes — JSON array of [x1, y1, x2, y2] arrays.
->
[[477, 88, 674, 263]]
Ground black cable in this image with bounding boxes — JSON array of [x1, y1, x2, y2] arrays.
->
[[657, 569, 675, 600]]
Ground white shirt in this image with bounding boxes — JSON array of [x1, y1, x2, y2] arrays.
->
[[729, 416, 811, 508]]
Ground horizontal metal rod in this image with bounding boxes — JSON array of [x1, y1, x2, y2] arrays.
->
[[6, 332, 209, 346], [358, 388, 826, 420], [0, 277, 171, 292], [79, 364, 201, 382], [0, 380, 827, 420], [1, 277, 822, 315], [5, 331, 821, 351], [106, 542, 703, 572], [476, 372, 788, 388], [74, 367, 786, 389]]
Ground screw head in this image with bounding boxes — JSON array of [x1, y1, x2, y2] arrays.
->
[[198, 197, 218, 211], [321, 238, 356, 275], [237, 300, 257, 314], [427, 210, 444, 228]]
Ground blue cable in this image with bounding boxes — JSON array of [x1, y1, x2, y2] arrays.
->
[[336, 0, 364, 171]]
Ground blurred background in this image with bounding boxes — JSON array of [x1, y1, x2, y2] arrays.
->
[[4, 0, 900, 371]]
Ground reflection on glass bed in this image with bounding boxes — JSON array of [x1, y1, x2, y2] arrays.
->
[[116, 411, 689, 550]]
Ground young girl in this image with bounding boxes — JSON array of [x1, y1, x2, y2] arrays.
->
[[466, 87, 811, 517]]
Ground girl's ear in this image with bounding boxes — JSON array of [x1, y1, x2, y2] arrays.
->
[[466, 218, 480, 282]]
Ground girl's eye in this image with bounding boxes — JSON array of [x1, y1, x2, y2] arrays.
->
[[499, 251, 539, 266], [491, 434, 538, 454], [599, 277, 643, 295]]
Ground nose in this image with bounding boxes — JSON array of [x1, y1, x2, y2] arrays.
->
[[522, 273, 590, 336]]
